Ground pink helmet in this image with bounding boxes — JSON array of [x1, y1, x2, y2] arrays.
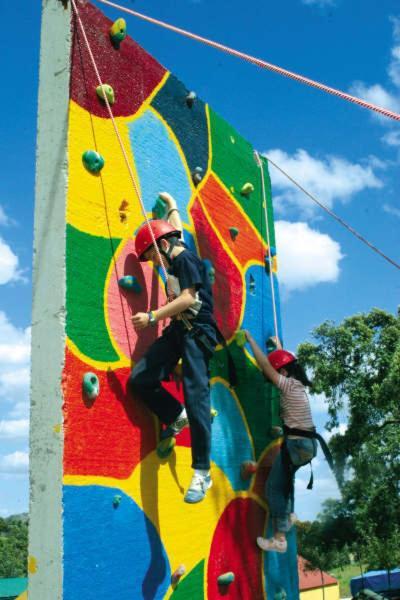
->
[[268, 349, 296, 370], [135, 220, 181, 261]]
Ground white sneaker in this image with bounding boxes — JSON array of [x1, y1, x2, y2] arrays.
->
[[257, 537, 287, 553], [184, 472, 212, 503]]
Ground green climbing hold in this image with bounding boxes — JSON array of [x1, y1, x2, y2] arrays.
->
[[186, 91, 196, 108], [229, 227, 239, 241], [171, 564, 186, 585], [240, 460, 257, 480], [203, 259, 215, 285], [82, 372, 100, 400], [152, 196, 167, 220], [240, 182, 254, 196], [192, 166, 204, 186], [210, 408, 218, 423], [235, 330, 247, 348], [157, 436, 176, 459], [82, 150, 105, 174], [118, 276, 142, 293], [96, 83, 115, 105], [113, 495, 122, 508], [217, 572, 235, 585], [110, 18, 127, 47]]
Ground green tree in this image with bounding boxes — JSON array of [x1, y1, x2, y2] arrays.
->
[[297, 308, 400, 571], [0, 515, 28, 578]]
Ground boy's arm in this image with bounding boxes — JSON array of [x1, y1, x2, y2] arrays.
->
[[132, 287, 196, 330], [244, 330, 281, 386], [159, 192, 183, 234]]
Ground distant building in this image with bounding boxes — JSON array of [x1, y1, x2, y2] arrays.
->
[[0, 578, 27, 600], [299, 557, 340, 600]]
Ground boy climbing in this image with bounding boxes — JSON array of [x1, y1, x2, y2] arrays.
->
[[243, 331, 317, 553], [129, 192, 217, 504]]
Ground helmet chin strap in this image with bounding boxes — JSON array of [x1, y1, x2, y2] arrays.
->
[[159, 237, 178, 265]]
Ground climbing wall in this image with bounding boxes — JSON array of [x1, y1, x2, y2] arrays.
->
[[33, 1, 299, 598]]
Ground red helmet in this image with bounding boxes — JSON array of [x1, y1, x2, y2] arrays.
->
[[268, 349, 296, 370], [134, 220, 181, 261]]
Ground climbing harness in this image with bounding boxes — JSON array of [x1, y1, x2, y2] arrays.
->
[[282, 425, 338, 490], [95, 0, 400, 123]]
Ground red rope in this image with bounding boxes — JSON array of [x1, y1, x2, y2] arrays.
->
[[95, 0, 400, 122]]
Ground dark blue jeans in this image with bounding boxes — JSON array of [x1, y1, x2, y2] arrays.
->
[[129, 322, 216, 470], [266, 437, 317, 532]]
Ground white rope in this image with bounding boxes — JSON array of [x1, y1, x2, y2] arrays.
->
[[254, 151, 279, 341]]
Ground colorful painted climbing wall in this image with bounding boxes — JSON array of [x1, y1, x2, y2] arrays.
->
[[61, 1, 298, 598]]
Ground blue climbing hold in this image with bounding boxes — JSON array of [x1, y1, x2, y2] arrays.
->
[[118, 276, 142, 293], [186, 91, 196, 108], [202, 259, 215, 285], [192, 166, 204, 186], [82, 372, 100, 400]]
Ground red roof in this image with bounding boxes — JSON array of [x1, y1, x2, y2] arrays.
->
[[298, 556, 338, 591]]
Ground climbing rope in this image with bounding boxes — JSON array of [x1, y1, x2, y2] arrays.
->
[[71, 0, 198, 332], [95, 0, 400, 123], [265, 155, 400, 271], [71, 0, 170, 282], [254, 151, 279, 341]]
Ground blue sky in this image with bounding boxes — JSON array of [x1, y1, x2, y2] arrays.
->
[[0, 0, 399, 520]]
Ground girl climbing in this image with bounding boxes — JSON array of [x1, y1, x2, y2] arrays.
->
[[129, 192, 218, 504], [243, 331, 317, 553]]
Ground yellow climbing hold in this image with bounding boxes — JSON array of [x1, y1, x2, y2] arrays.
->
[[235, 330, 247, 348], [96, 83, 115, 105], [110, 18, 127, 46], [53, 424, 61, 434], [240, 182, 254, 196], [28, 555, 38, 574]]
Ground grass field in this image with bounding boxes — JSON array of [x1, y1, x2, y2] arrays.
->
[[330, 563, 364, 598]]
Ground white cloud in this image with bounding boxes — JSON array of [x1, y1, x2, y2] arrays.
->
[[309, 393, 329, 414], [0, 419, 29, 440], [382, 130, 400, 147], [0, 237, 23, 285], [0, 451, 29, 474], [0, 312, 31, 405], [266, 148, 382, 217], [383, 203, 400, 218], [275, 220, 344, 293], [350, 16, 400, 131], [325, 422, 348, 441]]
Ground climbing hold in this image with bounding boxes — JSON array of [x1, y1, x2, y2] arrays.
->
[[266, 337, 278, 352], [157, 436, 176, 459], [118, 276, 142, 293], [229, 227, 239, 241], [240, 461, 257, 480], [217, 572, 235, 586], [202, 259, 215, 285], [113, 495, 122, 508], [210, 407, 218, 423], [271, 426, 283, 438], [171, 565, 186, 585], [152, 196, 167, 220], [82, 372, 100, 400], [235, 330, 247, 348], [185, 91, 196, 108], [274, 588, 287, 600], [192, 166, 204, 186], [240, 182, 255, 196], [249, 274, 256, 295], [268, 246, 277, 257], [119, 199, 129, 223], [82, 150, 104, 174], [230, 135, 236, 144], [110, 18, 127, 47], [96, 83, 115, 105], [265, 256, 272, 274]]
